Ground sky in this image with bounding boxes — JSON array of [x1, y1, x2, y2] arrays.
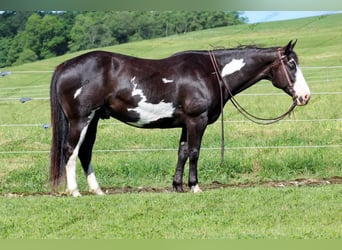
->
[[242, 11, 341, 24]]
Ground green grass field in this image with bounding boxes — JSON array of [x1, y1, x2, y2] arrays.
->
[[1, 186, 341, 239], [0, 14, 341, 239]]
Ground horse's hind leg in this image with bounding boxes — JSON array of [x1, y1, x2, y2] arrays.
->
[[65, 111, 96, 197], [78, 115, 104, 195]]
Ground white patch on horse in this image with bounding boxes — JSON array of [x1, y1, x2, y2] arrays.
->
[[65, 124, 88, 197], [221, 59, 246, 77], [128, 80, 175, 126], [87, 172, 104, 195], [74, 87, 82, 99], [162, 78, 174, 84]]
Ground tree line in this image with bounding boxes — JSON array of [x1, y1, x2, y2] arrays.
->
[[0, 11, 246, 68]]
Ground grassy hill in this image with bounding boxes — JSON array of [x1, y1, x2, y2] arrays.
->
[[1, 13, 341, 99], [4, 13, 342, 74]]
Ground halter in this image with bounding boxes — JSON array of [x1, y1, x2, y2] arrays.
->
[[278, 49, 297, 98], [209, 49, 297, 163]]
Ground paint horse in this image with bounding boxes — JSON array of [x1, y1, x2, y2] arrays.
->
[[50, 40, 310, 196]]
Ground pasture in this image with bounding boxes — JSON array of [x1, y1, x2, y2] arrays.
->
[[0, 14, 341, 239]]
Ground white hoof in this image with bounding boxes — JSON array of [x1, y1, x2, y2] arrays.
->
[[191, 184, 202, 193], [90, 187, 105, 196], [67, 189, 82, 197]]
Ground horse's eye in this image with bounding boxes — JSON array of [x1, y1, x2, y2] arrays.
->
[[287, 59, 296, 69]]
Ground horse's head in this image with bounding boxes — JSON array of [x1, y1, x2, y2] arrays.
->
[[270, 40, 311, 106]]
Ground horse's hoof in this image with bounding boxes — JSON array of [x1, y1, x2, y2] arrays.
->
[[173, 184, 184, 192], [191, 184, 202, 193], [67, 189, 82, 197], [90, 187, 105, 196]]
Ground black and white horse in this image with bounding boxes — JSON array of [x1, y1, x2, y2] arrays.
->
[[50, 40, 310, 196]]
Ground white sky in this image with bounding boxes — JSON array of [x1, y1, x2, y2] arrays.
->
[[242, 11, 341, 23]]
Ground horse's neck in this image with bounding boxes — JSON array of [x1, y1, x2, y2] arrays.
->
[[216, 49, 276, 97]]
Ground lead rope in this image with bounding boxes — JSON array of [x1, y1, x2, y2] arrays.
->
[[209, 50, 297, 163], [209, 51, 226, 164]]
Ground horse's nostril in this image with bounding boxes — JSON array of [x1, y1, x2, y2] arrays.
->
[[304, 94, 311, 101]]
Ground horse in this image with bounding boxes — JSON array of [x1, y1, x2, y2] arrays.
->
[[50, 40, 310, 196]]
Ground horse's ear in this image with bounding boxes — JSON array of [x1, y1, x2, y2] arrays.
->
[[285, 39, 297, 54], [291, 39, 297, 50]]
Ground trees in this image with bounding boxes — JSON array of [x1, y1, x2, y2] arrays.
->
[[0, 11, 33, 67], [16, 13, 69, 60], [0, 11, 32, 38], [69, 12, 115, 52], [2, 12, 70, 66], [0, 11, 246, 67]]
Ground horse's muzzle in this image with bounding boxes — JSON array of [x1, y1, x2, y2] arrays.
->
[[295, 93, 311, 106]]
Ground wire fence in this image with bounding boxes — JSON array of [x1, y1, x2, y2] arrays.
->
[[0, 66, 341, 101], [0, 144, 341, 155], [0, 66, 341, 155], [0, 118, 341, 128]]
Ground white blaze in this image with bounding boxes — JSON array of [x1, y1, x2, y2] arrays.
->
[[221, 59, 246, 77], [293, 66, 310, 98]]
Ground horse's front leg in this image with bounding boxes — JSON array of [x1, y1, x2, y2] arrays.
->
[[173, 128, 188, 192], [187, 115, 207, 193]]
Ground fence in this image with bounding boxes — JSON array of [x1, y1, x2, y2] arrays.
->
[[0, 66, 341, 154], [0, 66, 342, 101]]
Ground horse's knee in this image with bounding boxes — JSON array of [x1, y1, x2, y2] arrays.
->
[[189, 148, 199, 162]]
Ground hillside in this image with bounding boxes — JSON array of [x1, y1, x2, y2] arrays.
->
[[3, 13, 341, 74]]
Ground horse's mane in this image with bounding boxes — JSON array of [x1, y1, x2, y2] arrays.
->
[[209, 43, 268, 51], [236, 44, 259, 49], [170, 44, 269, 58]]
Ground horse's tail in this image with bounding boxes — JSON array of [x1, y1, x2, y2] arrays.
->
[[49, 65, 68, 189]]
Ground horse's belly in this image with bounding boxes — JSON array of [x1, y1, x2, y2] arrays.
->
[[127, 101, 175, 127]]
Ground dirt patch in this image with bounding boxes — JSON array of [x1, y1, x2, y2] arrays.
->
[[2, 176, 342, 198], [103, 176, 342, 194], [206, 176, 342, 189]]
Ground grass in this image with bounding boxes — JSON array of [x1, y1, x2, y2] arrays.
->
[[1, 186, 341, 239], [0, 14, 341, 239]]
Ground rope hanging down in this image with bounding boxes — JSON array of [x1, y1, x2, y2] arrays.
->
[[208, 50, 297, 163]]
